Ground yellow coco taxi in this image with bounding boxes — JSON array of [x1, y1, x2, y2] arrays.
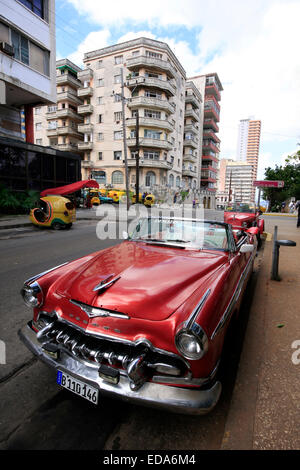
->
[[30, 196, 76, 230], [144, 194, 155, 207], [90, 189, 100, 206]]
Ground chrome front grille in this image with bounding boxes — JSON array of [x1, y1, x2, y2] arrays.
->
[[35, 313, 188, 390]]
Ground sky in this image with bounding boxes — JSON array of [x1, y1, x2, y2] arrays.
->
[[55, 0, 300, 180]]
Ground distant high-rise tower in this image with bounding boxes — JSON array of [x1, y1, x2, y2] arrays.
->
[[236, 118, 261, 201]]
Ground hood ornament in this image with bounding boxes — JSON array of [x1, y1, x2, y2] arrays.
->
[[93, 275, 121, 293], [70, 299, 130, 319]]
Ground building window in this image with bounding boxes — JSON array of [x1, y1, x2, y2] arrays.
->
[[97, 78, 104, 87], [114, 55, 123, 65], [114, 151, 122, 161], [97, 133, 104, 141], [176, 176, 181, 187], [169, 174, 174, 187], [143, 150, 159, 160], [112, 170, 124, 184], [98, 114, 103, 123], [18, 0, 47, 21], [114, 74, 121, 84], [11, 30, 29, 65], [35, 107, 41, 115], [92, 170, 106, 184], [35, 122, 42, 131], [35, 138, 42, 145], [145, 50, 162, 60], [114, 111, 122, 122], [98, 152, 103, 160], [97, 96, 103, 105], [132, 50, 140, 57], [144, 129, 161, 140], [97, 60, 103, 69], [144, 109, 161, 119], [114, 131, 122, 140], [145, 171, 156, 187], [114, 93, 122, 102]]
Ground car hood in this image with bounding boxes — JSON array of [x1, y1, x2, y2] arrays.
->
[[52, 241, 227, 321], [224, 212, 255, 224]]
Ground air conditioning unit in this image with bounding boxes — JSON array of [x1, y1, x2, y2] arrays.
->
[[0, 42, 14, 57]]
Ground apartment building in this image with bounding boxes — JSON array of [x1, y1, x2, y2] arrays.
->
[[0, 0, 56, 142], [187, 73, 223, 208], [78, 37, 187, 196], [34, 59, 84, 152], [236, 118, 262, 201], [224, 161, 254, 204]]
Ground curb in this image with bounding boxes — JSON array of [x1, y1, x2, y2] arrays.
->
[[0, 222, 32, 230], [264, 213, 296, 217]]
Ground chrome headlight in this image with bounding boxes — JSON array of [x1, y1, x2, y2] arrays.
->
[[242, 222, 248, 228], [21, 281, 43, 308], [175, 325, 208, 360]]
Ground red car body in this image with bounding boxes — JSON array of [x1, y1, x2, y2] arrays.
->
[[19, 218, 257, 415], [224, 204, 264, 242]]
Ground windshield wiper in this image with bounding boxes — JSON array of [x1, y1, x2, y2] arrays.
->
[[165, 239, 190, 243]]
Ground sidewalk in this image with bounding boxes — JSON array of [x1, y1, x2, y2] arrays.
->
[[222, 215, 300, 449]]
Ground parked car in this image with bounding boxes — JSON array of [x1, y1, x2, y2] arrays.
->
[[224, 203, 264, 246], [19, 217, 258, 415], [29, 195, 76, 230]]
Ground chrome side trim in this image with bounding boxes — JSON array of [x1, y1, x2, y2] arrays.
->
[[211, 251, 255, 339], [18, 323, 222, 415], [24, 262, 69, 285], [186, 289, 211, 330]]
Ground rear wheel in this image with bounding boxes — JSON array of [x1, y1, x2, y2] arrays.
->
[[52, 222, 63, 230]]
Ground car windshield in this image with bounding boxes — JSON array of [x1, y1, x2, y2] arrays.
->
[[225, 203, 255, 213], [130, 218, 229, 250]]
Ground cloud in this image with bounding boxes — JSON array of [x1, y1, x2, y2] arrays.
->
[[68, 30, 112, 67]]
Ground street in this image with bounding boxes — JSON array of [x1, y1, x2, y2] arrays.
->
[[0, 217, 265, 450]]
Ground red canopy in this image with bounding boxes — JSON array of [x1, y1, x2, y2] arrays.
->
[[40, 180, 99, 197]]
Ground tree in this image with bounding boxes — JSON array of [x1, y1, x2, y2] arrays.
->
[[263, 151, 300, 209]]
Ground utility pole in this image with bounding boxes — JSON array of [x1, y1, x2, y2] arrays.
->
[[120, 67, 130, 211], [228, 170, 232, 202], [135, 111, 140, 204]]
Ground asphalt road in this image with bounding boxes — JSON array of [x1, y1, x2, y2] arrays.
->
[[0, 220, 262, 450]]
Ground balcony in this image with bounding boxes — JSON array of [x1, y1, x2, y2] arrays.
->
[[202, 141, 220, 154], [205, 82, 221, 101], [56, 108, 83, 121], [56, 73, 81, 88], [54, 143, 79, 152], [185, 108, 200, 122], [77, 87, 94, 98], [126, 117, 173, 132], [126, 56, 176, 78], [126, 76, 176, 96], [81, 160, 93, 168], [56, 91, 82, 106], [183, 154, 197, 164], [202, 154, 219, 164], [185, 92, 201, 109], [183, 138, 198, 149], [203, 130, 220, 144], [204, 105, 220, 122], [77, 104, 94, 115], [127, 158, 173, 170], [127, 96, 175, 114], [182, 168, 197, 178], [46, 128, 58, 137], [184, 122, 199, 134], [77, 123, 94, 134], [203, 119, 219, 133], [127, 138, 173, 151], [57, 126, 81, 136], [78, 142, 93, 150], [46, 110, 58, 120], [77, 68, 93, 82]]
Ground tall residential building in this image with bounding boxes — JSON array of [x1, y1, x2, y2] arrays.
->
[[0, 0, 56, 142], [236, 118, 261, 201], [187, 73, 223, 208], [34, 59, 84, 152], [79, 37, 186, 196]]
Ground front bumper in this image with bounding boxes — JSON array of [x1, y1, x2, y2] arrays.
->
[[18, 323, 222, 415]]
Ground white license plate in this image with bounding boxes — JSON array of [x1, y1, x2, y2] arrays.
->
[[57, 370, 99, 404]]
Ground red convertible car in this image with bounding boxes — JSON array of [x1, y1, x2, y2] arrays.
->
[[19, 217, 258, 415], [224, 203, 264, 245]]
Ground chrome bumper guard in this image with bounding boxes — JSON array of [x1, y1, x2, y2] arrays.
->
[[19, 323, 222, 415]]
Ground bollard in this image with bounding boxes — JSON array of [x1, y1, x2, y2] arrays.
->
[[271, 225, 296, 281]]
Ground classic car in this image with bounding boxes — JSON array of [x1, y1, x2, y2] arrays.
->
[[224, 202, 264, 245], [19, 217, 258, 415]]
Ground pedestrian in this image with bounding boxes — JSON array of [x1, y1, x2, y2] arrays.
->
[[289, 201, 295, 213], [296, 201, 300, 228], [173, 193, 177, 204], [281, 201, 286, 213]]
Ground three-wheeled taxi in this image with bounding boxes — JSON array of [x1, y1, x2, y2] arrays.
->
[[30, 196, 75, 230]]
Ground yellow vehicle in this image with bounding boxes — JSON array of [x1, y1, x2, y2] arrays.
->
[[29, 195, 76, 230], [90, 189, 100, 206], [107, 189, 126, 203], [131, 193, 143, 204], [144, 194, 155, 207]]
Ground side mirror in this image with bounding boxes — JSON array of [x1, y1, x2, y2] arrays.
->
[[122, 231, 128, 240], [240, 244, 254, 253]]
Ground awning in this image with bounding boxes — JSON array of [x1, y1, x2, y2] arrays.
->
[[40, 180, 99, 197]]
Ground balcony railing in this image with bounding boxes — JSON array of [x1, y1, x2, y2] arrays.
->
[[77, 87, 94, 97], [56, 73, 81, 88], [126, 56, 177, 78], [126, 117, 173, 132], [78, 141, 93, 150], [127, 138, 173, 150], [77, 123, 94, 134], [127, 158, 173, 170], [77, 104, 94, 114], [56, 91, 82, 105], [126, 76, 176, 96], [56, 108, 83, 121], [185, 92, 201, 109], [127, 96, 175, 114], [77, 68, 93, 81], [183, 138, 198, 149], [185, 108, 200, 122]]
